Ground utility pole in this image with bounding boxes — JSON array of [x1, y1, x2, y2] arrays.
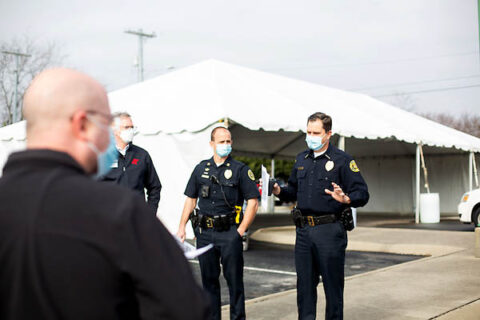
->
[[124, 29, 156, 82], [2, 50, 31, 123]]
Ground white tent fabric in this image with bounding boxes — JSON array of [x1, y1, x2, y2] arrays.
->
[[1, 59, 480, 233], [109, 59, 480, 152]]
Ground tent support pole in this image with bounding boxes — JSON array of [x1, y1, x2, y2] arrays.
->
[[270, 158, 275, 213], [271, 158, 275, 178], [338, 135, 345, 151], [474, 153, 479, 188], [469, 152, 474, 191], [415, 144, 421, 224]]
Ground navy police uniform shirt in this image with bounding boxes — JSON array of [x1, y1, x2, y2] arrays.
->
[[280, 143, 369, 214], [184, 156, 260, 216]]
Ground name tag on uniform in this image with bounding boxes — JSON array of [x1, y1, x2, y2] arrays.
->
[[111, 160, 118, 168]]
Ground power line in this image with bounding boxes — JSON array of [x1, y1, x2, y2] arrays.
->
[[350, 74, 480, 91], [264, 51, 479, 71], [372, 83, 480, 97]]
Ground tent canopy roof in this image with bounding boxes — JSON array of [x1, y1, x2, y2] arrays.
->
[[108, 59, 480, 152], [2, 59, 480, 155]]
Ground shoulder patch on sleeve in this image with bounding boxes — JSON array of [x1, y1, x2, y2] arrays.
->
[[349, 160, 360, 172], [247, 169, 255, 181]]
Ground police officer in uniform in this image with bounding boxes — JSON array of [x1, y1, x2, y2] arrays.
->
[[177, 126, 260, 320], [273, 112, 369, 320]]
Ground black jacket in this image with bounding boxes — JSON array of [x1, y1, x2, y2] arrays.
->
[[100, 143, 161, 212], [0, 150, 209, 320]]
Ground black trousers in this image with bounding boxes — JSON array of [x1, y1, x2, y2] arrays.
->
[[195, 226, 245, 320], [295, 222, 347, 320]]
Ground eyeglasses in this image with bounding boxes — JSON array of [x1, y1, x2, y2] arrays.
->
[[86, 110, 114, 124], [120, 125, 137, 130]]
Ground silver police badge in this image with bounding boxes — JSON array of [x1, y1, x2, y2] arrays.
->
[[224, 169, 233, 179], [325, 160, 334, 171]]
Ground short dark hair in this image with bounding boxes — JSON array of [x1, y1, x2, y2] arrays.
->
[[210, 126, 229, 141], [307, 112, 332, 132]]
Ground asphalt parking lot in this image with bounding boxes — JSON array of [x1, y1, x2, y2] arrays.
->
[[187, 212, 474, 306], [189, 240, 422, 306], [251, 212, 477, 232]]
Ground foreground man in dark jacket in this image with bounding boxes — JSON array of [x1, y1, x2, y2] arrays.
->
[[0, 68, 209, 320]]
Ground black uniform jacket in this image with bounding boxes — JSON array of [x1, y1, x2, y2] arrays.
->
[[279, 144, 369, 214], [0, 150, 209, 320], [184, 156, 260, 216], [100, 143, 161, 212]]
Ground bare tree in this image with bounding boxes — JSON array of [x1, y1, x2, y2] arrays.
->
[[419, 112, 480, 138], [0, 36, 63, 126]]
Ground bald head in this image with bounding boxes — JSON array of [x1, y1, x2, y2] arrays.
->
[[23, 68, 111, 173], [23, 68, 108, 134]]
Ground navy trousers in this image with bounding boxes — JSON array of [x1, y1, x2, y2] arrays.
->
[[195, 226, 245, 320], [295, 221, 348, 320]]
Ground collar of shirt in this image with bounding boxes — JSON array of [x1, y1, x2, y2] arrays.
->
[[117, 144, 130, 156], [210, 155, 232, 168], [306, 143, 332, 160], [314, 149, 327, 158]]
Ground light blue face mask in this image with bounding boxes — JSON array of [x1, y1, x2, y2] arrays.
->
[[216, 144, 232, 157], [86, 117, 119, 177], [305, 134, 325, 151]]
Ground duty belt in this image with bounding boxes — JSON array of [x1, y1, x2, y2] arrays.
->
[[199, 213, 236, 231], [291, 208, 337, 227], [300, 214, 337, 226]]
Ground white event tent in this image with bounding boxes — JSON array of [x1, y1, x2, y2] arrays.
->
[[1, 59, 480, 234]]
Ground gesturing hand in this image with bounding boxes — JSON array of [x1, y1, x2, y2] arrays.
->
[[325, 182, 351, 204]]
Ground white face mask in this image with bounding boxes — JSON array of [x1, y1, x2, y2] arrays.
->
[[119, 128, 134, 144]]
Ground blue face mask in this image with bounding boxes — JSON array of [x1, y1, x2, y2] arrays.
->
[[305, 134, 325, 151], [216, 144, 232, 157], [86, 117, 119, 177]]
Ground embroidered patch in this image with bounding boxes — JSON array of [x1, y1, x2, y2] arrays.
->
[[248, 169, 255, 181], [349, 160, 360, 172], [132, 159, 139, 165]]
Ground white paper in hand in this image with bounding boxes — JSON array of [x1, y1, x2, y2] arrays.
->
[[261, 165, 270, 212], [174, 236, 213, 260]]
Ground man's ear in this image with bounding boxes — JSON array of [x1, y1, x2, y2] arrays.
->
[[71, 110, 89, 141]]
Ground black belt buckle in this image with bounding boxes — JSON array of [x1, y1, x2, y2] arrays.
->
[[307, 216, 315, 227]]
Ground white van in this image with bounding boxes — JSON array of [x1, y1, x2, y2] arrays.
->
[[458, 189, 480, 226]]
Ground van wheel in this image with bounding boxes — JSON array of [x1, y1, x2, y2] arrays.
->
[[473, 208, 480, 227]]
